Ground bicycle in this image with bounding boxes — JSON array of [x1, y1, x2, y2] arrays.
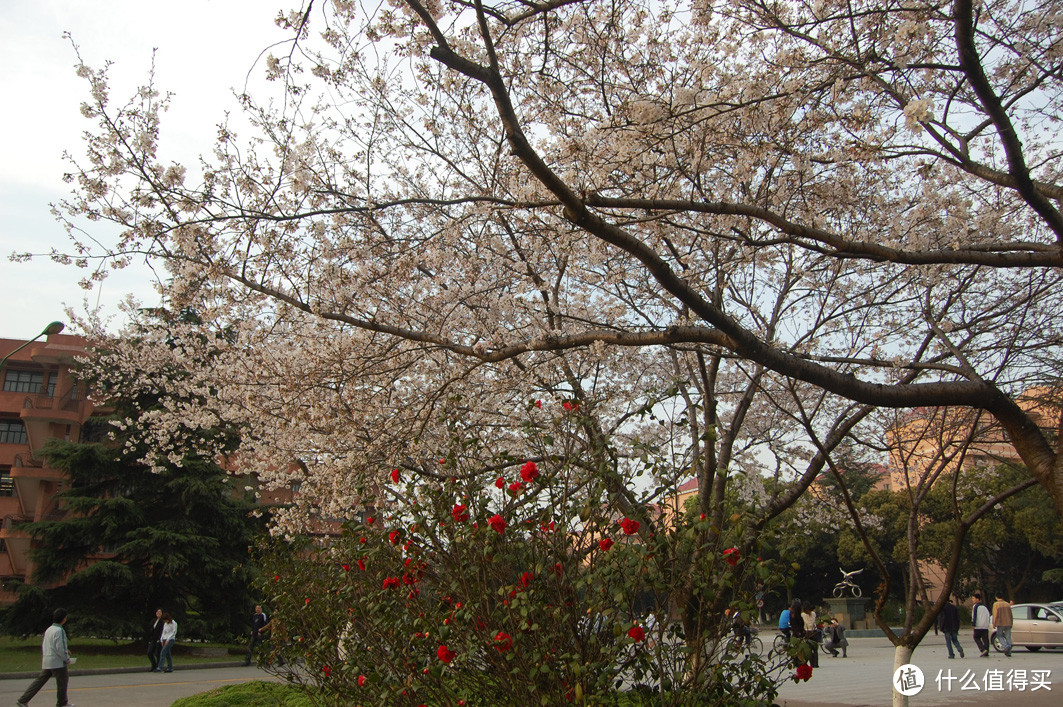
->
[[772, 630, 790, 654], [726, 625, 763, 655]]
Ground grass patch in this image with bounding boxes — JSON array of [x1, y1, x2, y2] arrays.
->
[[0, 636, 242, 673], [171, 680, 314, 707]]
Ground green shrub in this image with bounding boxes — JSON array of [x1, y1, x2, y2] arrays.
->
[[258, 434, 808, 705], [171, 680, 314, 707]]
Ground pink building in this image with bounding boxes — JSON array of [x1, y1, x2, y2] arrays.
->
[[0, 331, 94, 604]]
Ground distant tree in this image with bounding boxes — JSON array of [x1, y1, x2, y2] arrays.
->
[[922, 464, 1063, 601], [835, 489, 912, 605]]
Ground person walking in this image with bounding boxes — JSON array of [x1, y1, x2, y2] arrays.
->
[[937, 596, 965, 658], [992, 593, 1013, 657], [258, 613, 286, 666], [972, 592, 992, 657], [17, 607, 75, 707], [243, 605, 268, 666], [755, 585, 769, 625], [155, 613, 178, 672], [146, 608, 164, 671]]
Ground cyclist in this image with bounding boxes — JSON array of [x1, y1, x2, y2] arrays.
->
[[778, 603, 793, 641]]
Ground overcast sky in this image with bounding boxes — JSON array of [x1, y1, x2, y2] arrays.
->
[[0, 0, 286, 339]]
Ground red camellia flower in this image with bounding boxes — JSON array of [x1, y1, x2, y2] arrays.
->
[[322, 664, 332, 676], [562, 400, 578, 411], [620, 518, 640, 535], [437, 645, 456, 663], [341, 563, 351, 572], [494, 476, 505, 489], [534, 399, 542, 409], [627, 626, 645, 642], [366, 516, 374, 526], [383, 576, 400, 589], [599, 538, 614, 551], [488, 514, 506, 534], [723, 547, 740, 566], [520, 571, 533, 587], [520, 461, 539, 482], [390, 468, 400, 483], [508, 481, 524, 494], [357, 674, 367, 686], [551, 562, 563, 576], [357, 558, 366, 571], [795, 664, 813, 681], [451, 504, 469, 522], [389, 530, 401, 544], [494, 631, 513, 652]]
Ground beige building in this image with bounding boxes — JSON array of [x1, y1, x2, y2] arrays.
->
[[883, 388, 1060, 602], [885, 387, 1060, 490]]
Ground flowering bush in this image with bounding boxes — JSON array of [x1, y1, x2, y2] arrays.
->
[[258, 430, 800, 705]]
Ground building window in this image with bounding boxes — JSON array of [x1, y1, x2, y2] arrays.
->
[[3, 370, 44, 394], [0, 420, 28, 445], [0, 468, 12, 496]]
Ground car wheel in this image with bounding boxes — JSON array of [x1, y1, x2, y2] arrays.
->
[[1025, 646, 1042, 652], [991, 630, 1005, 653]]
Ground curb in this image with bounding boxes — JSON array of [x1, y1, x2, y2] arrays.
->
[[0, 661, 247, 681], [754, 624, 903, 639]]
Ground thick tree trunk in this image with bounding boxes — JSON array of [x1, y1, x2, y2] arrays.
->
[[892, 644, 914, 707]]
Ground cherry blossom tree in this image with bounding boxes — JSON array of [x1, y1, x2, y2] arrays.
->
[[38, 0, 1061, 511]]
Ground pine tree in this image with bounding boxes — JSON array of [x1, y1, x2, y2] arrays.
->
[[3, 317, 267, 639]]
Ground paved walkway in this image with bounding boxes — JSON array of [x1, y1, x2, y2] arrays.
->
[[775, 633, 1061, 706], [0, 663, 278, 706], [2, 635, 1058, 706]]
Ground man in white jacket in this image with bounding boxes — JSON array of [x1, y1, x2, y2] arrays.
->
[[17, 607, 75, 707], [971, 592, 992, 657]]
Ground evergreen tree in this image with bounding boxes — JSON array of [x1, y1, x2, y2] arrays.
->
[[2, 318, 267, 640]]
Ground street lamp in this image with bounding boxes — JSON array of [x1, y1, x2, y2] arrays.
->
[[0, 322, 66, 383]]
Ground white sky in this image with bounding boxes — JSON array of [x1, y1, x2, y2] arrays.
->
[[0, 0, 286, 339]]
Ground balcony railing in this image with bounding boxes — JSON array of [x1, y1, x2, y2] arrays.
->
[[22, 384, 84, 413], [1, 514, 33, 532], [12, 453, 44, 469], [2, 512, 66, 532]]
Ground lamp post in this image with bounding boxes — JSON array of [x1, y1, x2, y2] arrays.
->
[[0, 322, 65, 383]]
